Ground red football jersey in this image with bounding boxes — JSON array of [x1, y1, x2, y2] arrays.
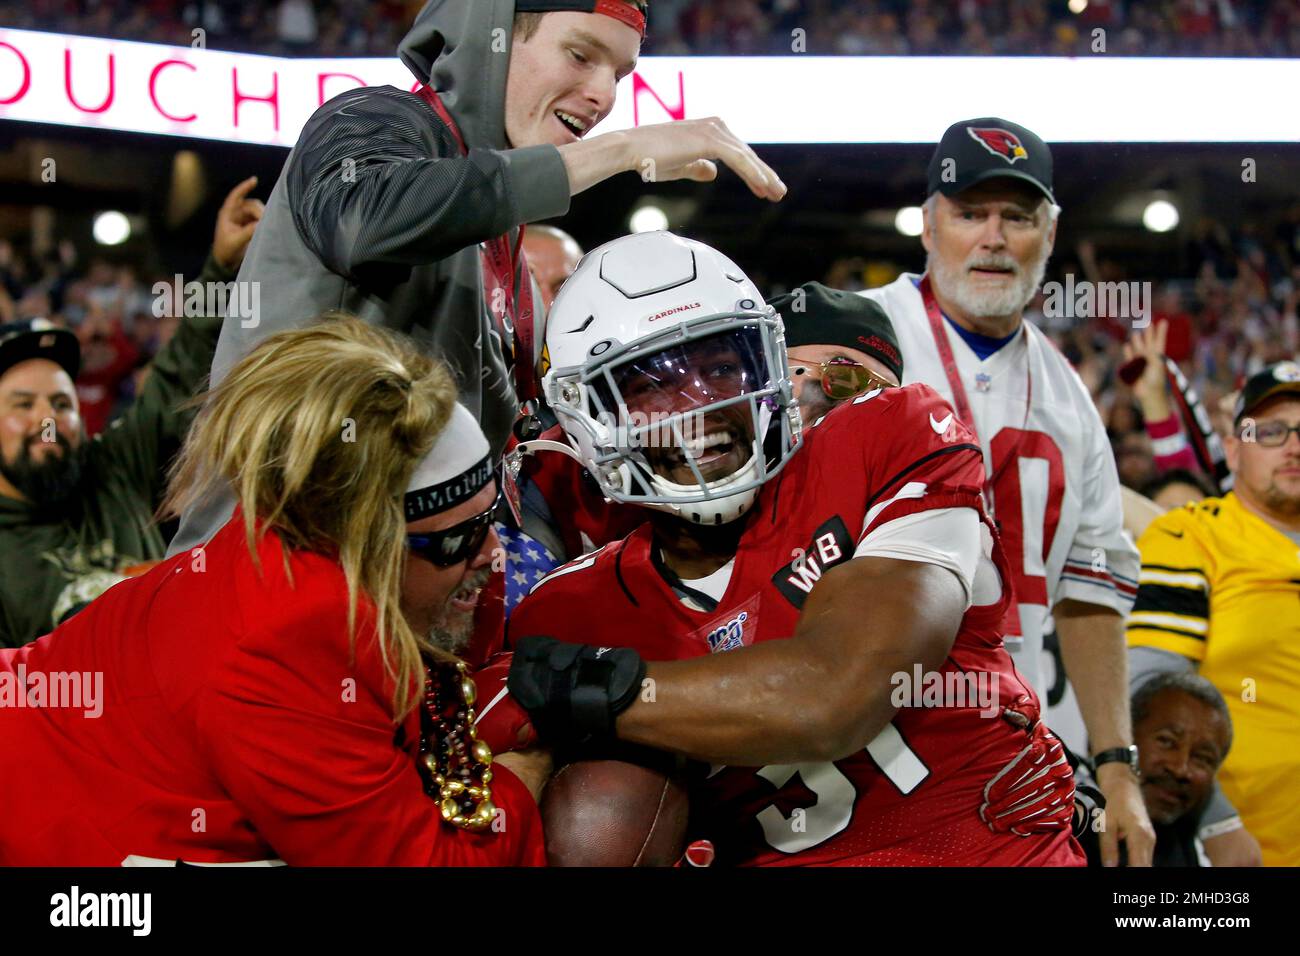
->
[[520, 424, 643, 560], [511, 384, 1084, 867]]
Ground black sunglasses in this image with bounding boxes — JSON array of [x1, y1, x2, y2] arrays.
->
[[406, 489, 501, 568]]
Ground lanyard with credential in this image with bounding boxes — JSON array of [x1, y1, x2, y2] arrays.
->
[[918, 274, 1033, 519], [415, 85, 538, 405]]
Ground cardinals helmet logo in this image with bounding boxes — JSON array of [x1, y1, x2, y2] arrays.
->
[[967, 127, 1028, 164]]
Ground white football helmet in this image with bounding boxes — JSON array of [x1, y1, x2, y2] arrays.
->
[[540, 231, 801, 525]]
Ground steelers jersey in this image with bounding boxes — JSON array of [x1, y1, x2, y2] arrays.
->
[[511, 384, 1083, 867], [1127, 492, 1300, 866]]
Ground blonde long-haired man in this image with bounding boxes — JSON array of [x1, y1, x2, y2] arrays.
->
[[0, 318, 547, 866]]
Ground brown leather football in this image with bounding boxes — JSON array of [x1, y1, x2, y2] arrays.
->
[[540, 759, 689, 867]]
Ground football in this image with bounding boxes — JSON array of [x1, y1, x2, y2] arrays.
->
[[539, 758, 690, 867]]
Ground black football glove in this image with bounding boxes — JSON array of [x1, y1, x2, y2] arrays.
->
[[507, 636, 647, 746]]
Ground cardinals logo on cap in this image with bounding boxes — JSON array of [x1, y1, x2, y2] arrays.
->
[[967, 127, 1028, 164]]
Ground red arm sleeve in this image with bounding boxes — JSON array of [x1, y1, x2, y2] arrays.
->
[[1145, 412, 1201, 473], [196, 586, 545, 866]]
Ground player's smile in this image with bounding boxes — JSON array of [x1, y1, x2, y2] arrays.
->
[[644, 408, 755, 486]]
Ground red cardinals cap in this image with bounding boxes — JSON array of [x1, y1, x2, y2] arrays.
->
[[927, 117, 1054, 205]]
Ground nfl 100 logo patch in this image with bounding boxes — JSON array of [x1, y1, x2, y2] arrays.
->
[[693, 594, 761, 654], [706, 611, 748, 653]]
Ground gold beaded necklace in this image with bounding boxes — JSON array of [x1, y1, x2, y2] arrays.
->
[[418, 660, 496, 831]]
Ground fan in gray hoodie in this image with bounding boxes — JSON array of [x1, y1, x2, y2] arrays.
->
[[170, 0, 787, 555]]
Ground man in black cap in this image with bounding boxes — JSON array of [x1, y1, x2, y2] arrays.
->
[[1127, 360, 1300, 866], [858, 117, 1153, 866], [769, 281, 903, 428], [0, 183, 261, 647]]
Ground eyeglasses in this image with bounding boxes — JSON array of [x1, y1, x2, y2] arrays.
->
[[1242, 421, 1300, 447], [791, 358, 894, 401], [406, 490, 500, 567]]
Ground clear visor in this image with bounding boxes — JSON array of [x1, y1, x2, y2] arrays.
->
[[583, 324, 783, 496], [596, 326, 766, 421]]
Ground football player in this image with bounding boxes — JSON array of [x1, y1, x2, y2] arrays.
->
[[506, 232, 1084, 865]]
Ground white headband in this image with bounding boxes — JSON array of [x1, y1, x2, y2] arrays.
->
[[404, 403, 494, 521]]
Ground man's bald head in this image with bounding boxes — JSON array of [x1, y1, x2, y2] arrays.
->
[[525, 225, 584, 310]]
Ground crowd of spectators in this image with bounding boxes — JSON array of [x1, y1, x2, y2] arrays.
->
[[0, 239, 180, 437], [6, 203, 1299, 490], [5, 0, 1300, 59]]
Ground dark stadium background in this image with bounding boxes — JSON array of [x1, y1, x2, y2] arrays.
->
[[4, 122, 1298, 293]]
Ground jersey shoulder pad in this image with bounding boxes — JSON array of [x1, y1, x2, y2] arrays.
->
[[528, 540, 619, 598], [814, 382, 973, 457], [508, 539, 622, 635]]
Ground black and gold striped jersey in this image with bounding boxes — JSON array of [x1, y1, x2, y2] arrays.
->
[[1127, 492, 1300, 866]]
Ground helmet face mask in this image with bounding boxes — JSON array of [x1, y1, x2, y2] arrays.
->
[[543, 232, 802, 525]]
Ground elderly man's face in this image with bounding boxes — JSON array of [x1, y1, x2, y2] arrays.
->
[[1226, 395, 1300, 519], [503, 11, 639, 149], [401, 482, 500, 656], [922, 179, 1056, 326], [1135, 689, 1230, 826], [787, 344, 899, 428]]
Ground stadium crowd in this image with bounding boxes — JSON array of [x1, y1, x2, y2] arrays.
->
[[0, 0, 1295, 874], [5, 208, 1297, 496], [4, 0, 1300, 58]]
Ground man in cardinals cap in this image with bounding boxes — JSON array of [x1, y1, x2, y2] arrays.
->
[[169, 0, 786, 559], [856, 117, 1154, 866], [769, 281, 904, 428]]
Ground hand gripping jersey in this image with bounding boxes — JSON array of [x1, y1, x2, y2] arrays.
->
[[511, 384, 1084, 866], [859, 275, 1140, 706]]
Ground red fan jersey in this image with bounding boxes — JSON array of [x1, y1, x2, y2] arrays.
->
[[511, 384, 1084, 867], [0, 513, 544, 867]]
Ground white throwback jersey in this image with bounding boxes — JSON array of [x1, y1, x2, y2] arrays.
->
[[859, 274, 1139, 704]]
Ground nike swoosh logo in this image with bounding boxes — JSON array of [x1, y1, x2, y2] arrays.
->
[[1162, 529, 1185, 538], [930, 412, 953, 435]]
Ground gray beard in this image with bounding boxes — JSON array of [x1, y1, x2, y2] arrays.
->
[[426, 605, 476, 655], [926, 232, 1052, 323], [425, 569, 491, 654]]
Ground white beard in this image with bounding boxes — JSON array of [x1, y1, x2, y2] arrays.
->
[[927, 230, 1053, 322]]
